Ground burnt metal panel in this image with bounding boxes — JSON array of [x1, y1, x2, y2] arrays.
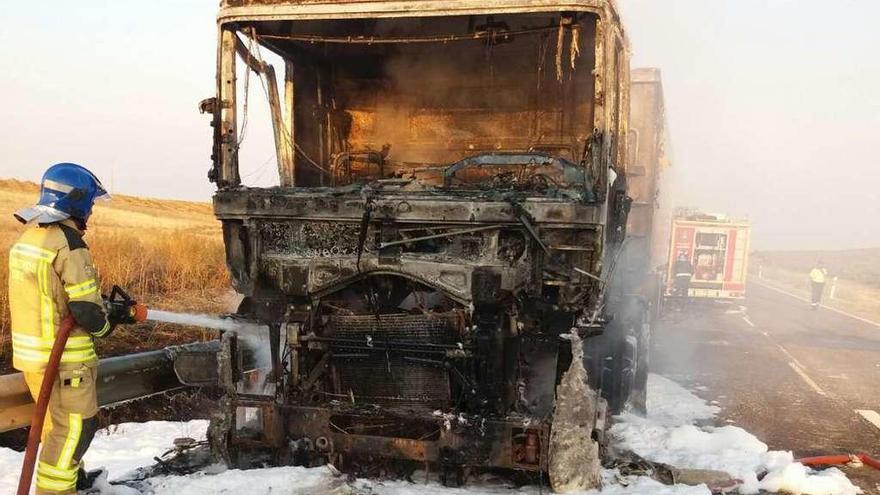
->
[[219, 0, 623, 24], [215, 191, 604, 226], [282, 404, 551, 470], [628, 67, 672, 268]]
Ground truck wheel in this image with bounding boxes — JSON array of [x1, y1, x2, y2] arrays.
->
[[439, 465, 464, 487], [607, 298, 649, 415], [629, 319, 650, 416]]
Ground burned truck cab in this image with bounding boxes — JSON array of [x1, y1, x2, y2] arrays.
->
[[205, 0, 644, 488]]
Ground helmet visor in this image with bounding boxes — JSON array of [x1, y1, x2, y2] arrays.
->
[[90, 172, 111, 202], [14, 205, 71, 225], [95, 188, 111, 201]]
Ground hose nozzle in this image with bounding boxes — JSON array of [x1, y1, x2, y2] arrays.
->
[[131, 303, 148, 323], [105, 285, 148, 325]]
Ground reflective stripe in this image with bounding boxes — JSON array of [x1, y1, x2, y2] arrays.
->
[[43, 179, 75, 194], [92, 320, 112, 338], [65, 279, 97, 293], [38, 260, 56, 339], [35, 415, 83, 491], [64, 278, 98, 299], [58, 413, 82, 469], [64, 280, 98, 299], [11, 333, 93, 349], [12, 343, 95, 355], [11, 332, 97, 364], [12, 340, 94, 352], [36, 475, 77, 492], [10, 243, 56, 262], [12, 347, 97, 364], [38, 461, 78, 481]]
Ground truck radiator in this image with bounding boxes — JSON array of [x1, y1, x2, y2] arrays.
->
[[325, 313, 461, 412]]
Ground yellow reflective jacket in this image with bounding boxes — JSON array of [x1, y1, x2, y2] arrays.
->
[[809, 267, 827, 284], [9, 220, 110, 372]]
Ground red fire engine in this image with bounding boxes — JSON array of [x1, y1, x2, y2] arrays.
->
[[665, 212, 751, 300]]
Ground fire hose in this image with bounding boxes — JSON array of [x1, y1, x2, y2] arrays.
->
[[797, 454, 880, 471], [16, 314, 75, 495], [17, 286, 147, 495]]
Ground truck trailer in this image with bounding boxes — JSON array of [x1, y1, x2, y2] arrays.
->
[[626, 67, 673, 317]]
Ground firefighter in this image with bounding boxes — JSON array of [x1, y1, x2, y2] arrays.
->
[[672, 251, 694, 297], [809, 261, 828, 310], [9, 163, 126, 494]]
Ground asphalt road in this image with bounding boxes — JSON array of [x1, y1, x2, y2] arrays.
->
[[653, 282, 880, 493]]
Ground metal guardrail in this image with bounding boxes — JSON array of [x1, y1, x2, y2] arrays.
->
[[0, 341, 219, 433]]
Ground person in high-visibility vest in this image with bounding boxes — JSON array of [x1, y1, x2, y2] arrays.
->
[[9, 163, 127, 494], [809, 261, 828, 310]]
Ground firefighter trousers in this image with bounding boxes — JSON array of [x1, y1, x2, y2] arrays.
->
[[811, 281, 825, 306], [23, 364, 99, 495]]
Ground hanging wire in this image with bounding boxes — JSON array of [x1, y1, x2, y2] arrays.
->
[[256, 26, 558, 45], [246, 28, 330, 177], [236, 32, 254, 147], [239, 152, 276, 184]]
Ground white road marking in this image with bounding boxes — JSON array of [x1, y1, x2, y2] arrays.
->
[[856, 410, 880, 431], [775, 344, 806, 369], [760, 327, 829, 397], [788, 361, 828, 397], [745, 300, 834, 399], [752, 281, 880, 329]]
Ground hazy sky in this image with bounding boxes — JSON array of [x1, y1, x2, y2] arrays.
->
[[1, 1, 878, 250], [620, 0, 880, 250]]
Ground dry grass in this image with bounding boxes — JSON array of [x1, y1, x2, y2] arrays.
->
[[88, 231, 228, 300], [0, 181, 229, 369]]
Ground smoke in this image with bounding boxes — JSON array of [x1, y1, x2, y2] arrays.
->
[[341, 23, 590, 166], [619, 0, 880, 250]]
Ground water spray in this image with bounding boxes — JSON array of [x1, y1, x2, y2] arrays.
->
[[145, 308, 275, 394], [145, 309, 266, 334]]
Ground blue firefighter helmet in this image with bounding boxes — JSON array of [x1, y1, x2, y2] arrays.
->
[[14, 163, 110, 225]]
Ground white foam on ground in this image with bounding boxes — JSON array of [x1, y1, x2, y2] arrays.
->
[[0, 376, 861, 494], [644, 374, 721, 426], [139, 466, 709, 495], [612, 376, 859, 495], [85, 420, 209, 480], [0, 420, 208, 494]]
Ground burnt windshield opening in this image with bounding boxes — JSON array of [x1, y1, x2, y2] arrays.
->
[[218, 12, 601, 197]]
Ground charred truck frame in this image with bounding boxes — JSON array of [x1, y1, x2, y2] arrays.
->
[[202, 0, 648, 489]]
